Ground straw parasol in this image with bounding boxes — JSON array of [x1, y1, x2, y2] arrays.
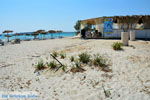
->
[[3, 30, 13, 42], [33, 30, 47, 39], [40, 30, 47, 39], [48, 30, 57, 39], [48, 30, 56, 33], [56, 30, 63, 33]]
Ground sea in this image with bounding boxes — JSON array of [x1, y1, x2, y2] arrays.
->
[[0, 32, 76, 41]]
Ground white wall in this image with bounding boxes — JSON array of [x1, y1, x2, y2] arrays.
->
[[135, 29, 150, 39], [104, 29, 122, 38], [104, 29, 150, 39]]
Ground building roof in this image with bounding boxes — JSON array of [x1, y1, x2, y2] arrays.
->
[[80, 15, 150, 26]]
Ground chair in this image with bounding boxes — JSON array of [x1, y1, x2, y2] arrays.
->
[[0, 39, 4, 46]]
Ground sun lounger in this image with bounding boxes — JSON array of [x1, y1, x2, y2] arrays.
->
[[11, 39, 21, 44], [0, 39, 4, 46]]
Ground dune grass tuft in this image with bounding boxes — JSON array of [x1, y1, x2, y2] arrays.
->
[[47, 61, 57, 69], [70, 56, 75, 62], [112, 42, 123, 50], [52, 51, 59, 57], [35, 60, 45, 70], [78, 52, 91, 64], [62, 64, 67, 72], [70, 60, 85, 73], [60, 52, 66, 59], [92, 54, 107, 68]]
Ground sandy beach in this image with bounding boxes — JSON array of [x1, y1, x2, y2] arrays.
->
[[0, 38, 150, 100]]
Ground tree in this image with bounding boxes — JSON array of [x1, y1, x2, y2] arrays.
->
[[3, 30, 13, 42], [74, 20, 81, 32]]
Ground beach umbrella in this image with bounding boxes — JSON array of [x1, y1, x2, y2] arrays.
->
[[24, 33, 32, 40], [14, 33, 23, 37], [3, 30, 13, 42], [56, 30, 63, 38], [40, 31, 48, 39], [56, 30, 63, 33], [32, 32, 40, 40], [13, 33, 20, 39], [48, 30, 56, 33], [48, 30, 56, 39], [33, 30, 46, 39]]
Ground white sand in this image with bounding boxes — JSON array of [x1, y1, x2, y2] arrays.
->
[[0, 38, 150, 100]]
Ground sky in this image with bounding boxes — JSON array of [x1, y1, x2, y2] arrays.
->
[[0, 0, 150, 33]]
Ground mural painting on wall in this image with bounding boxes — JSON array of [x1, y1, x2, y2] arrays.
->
[[104, 18, 113, 33], [135, 24, 144, 30]]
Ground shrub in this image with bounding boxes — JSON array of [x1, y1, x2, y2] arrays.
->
[[78, 52, 91, 64], [93, 54, 107, 68], [62, 64, 67, 72], [112, 42, 123, 50], [60, 52, 66, 59], [52, 51, 58, 57], [70, 61, 85, 73], [74, 60, 82, 68], [47, 61, 57, 69], [35, 60, 45, 70], [70, 56, 75, 62]]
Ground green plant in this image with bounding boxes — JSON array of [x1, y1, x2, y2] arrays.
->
[[62, 64, 67, 72], [70, 56, 75, 62], [70, 61, 85, 73], [74, 20, 81, 33], [35, 60, 45, 70], [47, 61, 57, 69], [93, 54, 107, 68], [74, 60, 82, 68], [60, 52, 66, 59], [52, 51, 58, 57], [112, 42, 123, 50], [78, 52, 91, 64]]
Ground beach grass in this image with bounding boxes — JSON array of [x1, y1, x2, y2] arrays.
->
[[70, 56, 75, 62], [60, 52, 66, 59], [52, 51, 59, 57], [35, 60, 46, 70], [78, 52, 91, 64], [47, 61, 58, 69], [112, 42, 123, 50], [92, 54, 107, 68]]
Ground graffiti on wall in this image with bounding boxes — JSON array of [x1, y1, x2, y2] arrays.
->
[[104, 18, 113, 33]]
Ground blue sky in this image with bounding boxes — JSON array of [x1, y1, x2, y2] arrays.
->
[[0, 0, 150, 33]]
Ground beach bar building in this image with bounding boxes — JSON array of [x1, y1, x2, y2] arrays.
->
[[80, 15, 150, 39]]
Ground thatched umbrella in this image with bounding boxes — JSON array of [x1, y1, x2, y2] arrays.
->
[[13, 33, 20, 39], [56, 30, 63, 38], [23, 33, 32, 40], [33, 30, 46, 40], [3, 30, 13, 42], [40, 30, 47, 39], [32, 31, 40, 40], [48, 30, 56, 39], [48, 30, 56, 33], [56, 30, 63, 33]]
